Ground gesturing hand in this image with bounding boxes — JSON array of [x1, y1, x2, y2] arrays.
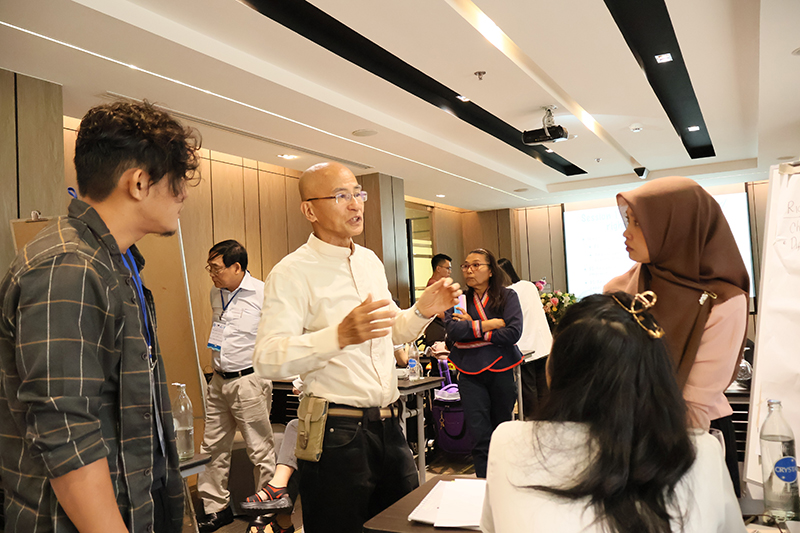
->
[[338, 294, 397, 349], [416, 278, 462, 318]]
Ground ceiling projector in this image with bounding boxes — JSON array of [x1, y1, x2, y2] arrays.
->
[[522, 107, 569, 144]]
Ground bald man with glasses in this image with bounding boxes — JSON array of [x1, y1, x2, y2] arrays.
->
[[252, 162, 461, 533]]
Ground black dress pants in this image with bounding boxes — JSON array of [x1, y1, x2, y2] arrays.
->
[[298, 412, 418, 533], [520, 356, 550, 419], [459, 370, 517, 478]]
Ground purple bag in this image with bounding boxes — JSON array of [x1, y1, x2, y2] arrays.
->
[[432, 363, 475, 455]]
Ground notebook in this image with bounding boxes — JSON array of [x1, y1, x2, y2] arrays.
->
[[408, 479, 486, 530]]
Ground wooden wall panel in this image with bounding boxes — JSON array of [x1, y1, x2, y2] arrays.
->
[[210, 160, 246, 245], [0, 69, 17, 271], [525, 207, 554, 287], [259, 169, 288, 276], [16, 74, 64, 219], [180, 158, 215, 373], [362, 173, 395, 257], [62, 128, 78, 196], [243, 167, 262, 280], [378, 175, 397, 295], [514, 209, 530, 281], [352, 173, 367, 249], [432, 207, 465, 287], [392, 176, 410, 308], [548, 205, 567, 292], [496, 209, 515, 264], [137, 230, 205, 450], [462, 211, 500, 256], [285, 176, 311, 254], [359, 172, 408, 303]]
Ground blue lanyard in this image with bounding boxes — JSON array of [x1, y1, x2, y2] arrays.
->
[[220, 288, 242, 318], [121, 250, 153, 357]]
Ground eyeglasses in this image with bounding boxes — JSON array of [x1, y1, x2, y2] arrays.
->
[[205, 263, 227, 275], [306, 191, 368, 204], [460, 263, 490, 271]]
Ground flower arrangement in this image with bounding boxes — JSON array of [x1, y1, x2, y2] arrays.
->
[[537, 282, 578, 329]]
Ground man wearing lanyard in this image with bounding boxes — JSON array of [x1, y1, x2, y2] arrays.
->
[[197, 240, 275, 533], [252, 162, 461, 532], [0, 101, 198, 533]]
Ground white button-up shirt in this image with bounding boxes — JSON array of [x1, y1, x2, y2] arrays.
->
[[210, 271, 264, 373], [509, 280, 552, 360], [253, 234, 430, 407]]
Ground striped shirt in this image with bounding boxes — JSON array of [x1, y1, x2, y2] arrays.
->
[[0, 199, 183, 533]]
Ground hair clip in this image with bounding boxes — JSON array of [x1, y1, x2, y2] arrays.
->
[[611, 291, 665, 339]]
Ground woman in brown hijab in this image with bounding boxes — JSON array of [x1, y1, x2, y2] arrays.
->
[[604, 176, 749, 494]]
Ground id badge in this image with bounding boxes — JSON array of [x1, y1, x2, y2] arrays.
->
[[207, 321, 225, 351]]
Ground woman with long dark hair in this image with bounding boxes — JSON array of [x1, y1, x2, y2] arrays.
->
[[481, 293, 745, 532], [445, 249, 522, 478], [605, 176, 749, 495]]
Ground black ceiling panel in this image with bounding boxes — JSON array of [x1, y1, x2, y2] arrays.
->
[[604, 0, 715, 159], [240, 0, 586, 176]]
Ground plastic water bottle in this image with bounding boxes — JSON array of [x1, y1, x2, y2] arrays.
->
[[760, 399, 800, 521], [408, 343, 421, 381], [172, 383, 194, 461]]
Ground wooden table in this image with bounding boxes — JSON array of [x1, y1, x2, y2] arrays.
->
[[398, 376, 444, 485], [363, 475, 476, 533]]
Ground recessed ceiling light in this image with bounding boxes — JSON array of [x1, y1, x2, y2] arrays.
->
[[456, 95, 470, 103], [513, 188, 528, 193], [687, 125, 701, 132], [792, 47, 800, 56], [545, 148, 554, 153], [595, 158, 602, 163], [629, 123, 643, 133], [352, 129, 378, 137], [777, 155, 798, 161], [277, 154, 298, 160], [436, 194, 446, 198], [655, 53, 673, 63]]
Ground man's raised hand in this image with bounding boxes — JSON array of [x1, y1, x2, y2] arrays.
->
[[337, 294, 397, 349], [416, 278, 462, 319]]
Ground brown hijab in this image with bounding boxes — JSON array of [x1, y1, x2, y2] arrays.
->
[[605, 177, 750, 388]]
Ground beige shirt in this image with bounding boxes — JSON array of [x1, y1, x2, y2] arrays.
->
[[252, 233, 430, 407]]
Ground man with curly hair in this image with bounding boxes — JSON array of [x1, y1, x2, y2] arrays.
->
[[0, 101, 200, 533]]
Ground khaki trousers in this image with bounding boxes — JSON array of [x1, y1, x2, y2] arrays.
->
[[197, 372, 276, 513]]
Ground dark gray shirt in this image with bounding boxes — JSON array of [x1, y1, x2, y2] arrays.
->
[[0, 199, 183, 533]]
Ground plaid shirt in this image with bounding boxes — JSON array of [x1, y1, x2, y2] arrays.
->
[[0, 199, 183, 533]]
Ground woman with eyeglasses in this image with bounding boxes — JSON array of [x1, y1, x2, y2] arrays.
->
[[444, 249, 522, 478], [481, 292, 745, 533], [604, 176, 749, 496]]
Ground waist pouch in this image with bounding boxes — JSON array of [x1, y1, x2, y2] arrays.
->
[[295, 395, 329, 462]]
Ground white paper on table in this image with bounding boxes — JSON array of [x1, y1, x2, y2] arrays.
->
[[407, 480, 447, 524], [433, 478, 486, 529]]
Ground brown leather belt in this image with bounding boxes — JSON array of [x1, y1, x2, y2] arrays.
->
[[327, 402, 401, 421]]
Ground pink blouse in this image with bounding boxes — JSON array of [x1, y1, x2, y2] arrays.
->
[[684, 293, 747, 430]]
